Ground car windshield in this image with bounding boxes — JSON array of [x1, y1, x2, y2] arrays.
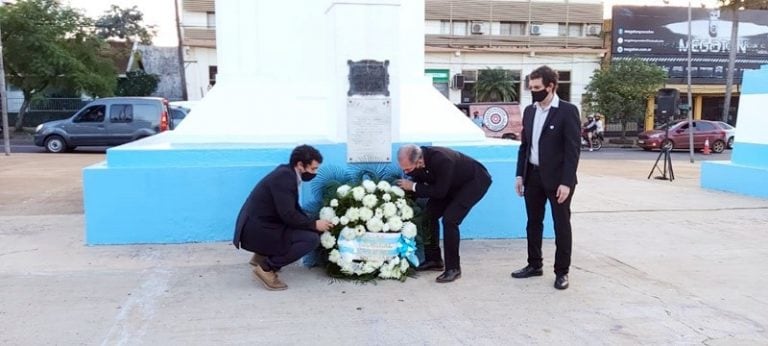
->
[[655, 121, 684, 130]]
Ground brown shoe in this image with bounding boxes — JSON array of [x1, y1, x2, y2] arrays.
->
[[249, 253, 265, 267], [252, 265, 288, 291]]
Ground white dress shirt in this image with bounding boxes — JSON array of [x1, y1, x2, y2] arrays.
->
[[529, 95, 560, 166]]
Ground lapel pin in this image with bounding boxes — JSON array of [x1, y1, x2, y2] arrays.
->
[[549, 125, 555, 130]]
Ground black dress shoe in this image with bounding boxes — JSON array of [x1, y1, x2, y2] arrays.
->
[[554, 274, 569, 290], [510, 265, 544, 278], [436, 269, 461, 283], [416, 260, 445, 272]]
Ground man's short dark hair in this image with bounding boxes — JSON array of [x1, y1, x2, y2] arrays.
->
[[289, 144, 323, 167], [529, 65, 559, 89]]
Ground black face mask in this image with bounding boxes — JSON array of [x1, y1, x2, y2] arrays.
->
[[531, 89, 549, 103], [300, 172, 316, 182], [406, 168, 428, 182]]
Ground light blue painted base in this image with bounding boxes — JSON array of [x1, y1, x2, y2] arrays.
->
[[83, 139, 554, 245], [701, 160, 768, 199]]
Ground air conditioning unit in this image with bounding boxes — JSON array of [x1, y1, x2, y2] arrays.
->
[[587, 24, 601, 37], [530, 24, 542, 36], [462, 70, 478, 82], [452, 74, 465, 89], [471, 21, 487, 35]]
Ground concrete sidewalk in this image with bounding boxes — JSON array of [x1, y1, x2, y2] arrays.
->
[[1, 154, 767, 345]]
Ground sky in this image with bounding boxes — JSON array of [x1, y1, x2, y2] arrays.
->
[[63, 0, 724, 47]]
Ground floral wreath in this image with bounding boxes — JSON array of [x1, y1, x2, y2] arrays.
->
[[316, 179, 421, 281]]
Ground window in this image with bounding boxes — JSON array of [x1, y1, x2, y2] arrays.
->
[[452, 21, 467, 36], [440, 20, 451, 35], [206, 12, 216, 28], [110, 104, 133, 123], [209, 65, 218, 86], [75, 105, 106, 123], [695, 121, 716, 131], [556, 71, 571, 102], [558, 23, 583, 37], [133, 104, 161, 122], [500, 22, 525, 36]]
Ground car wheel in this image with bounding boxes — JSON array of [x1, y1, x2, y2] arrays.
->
[[661, 139, 674, 151], [727, 137, 734, 149], [44, 135, 67, 153], [712, 139, 726, 154]]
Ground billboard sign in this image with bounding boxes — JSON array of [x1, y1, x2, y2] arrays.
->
[[612, 6, 768, 84]]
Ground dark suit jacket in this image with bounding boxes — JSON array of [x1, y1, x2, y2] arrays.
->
[[233, 164, 315, 255], [515, 98, 581, 190], [412, 146, 491, 200]]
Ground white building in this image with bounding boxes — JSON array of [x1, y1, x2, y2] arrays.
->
[[180, 0, 217, 101], [423, 0, 606, 110]]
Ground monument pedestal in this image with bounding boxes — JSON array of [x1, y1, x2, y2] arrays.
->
[[702, 66, 768, 198]]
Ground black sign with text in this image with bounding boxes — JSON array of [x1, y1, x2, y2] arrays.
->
[[612, 6, 768, 84]]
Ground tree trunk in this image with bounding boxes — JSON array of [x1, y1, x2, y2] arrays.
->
[[14, 91, 31, 132], [620, 116, 627, 142], [722, 8, 739, 123]]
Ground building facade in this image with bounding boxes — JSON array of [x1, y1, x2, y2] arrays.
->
[[180, 0, 217, 101], [423, 0, 605, 111]]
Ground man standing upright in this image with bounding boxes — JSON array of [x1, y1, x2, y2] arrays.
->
[[510, 66, 580, 290], [233, 144, 333, 291], [396, 145, 492, 283]]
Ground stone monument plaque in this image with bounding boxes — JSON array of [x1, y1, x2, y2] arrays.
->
[[347, 97, 391, 162]]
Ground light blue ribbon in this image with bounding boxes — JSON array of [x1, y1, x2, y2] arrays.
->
[[398, 235, 420, 267]]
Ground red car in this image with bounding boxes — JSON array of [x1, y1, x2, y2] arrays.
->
[[637, 120, 728, 153]]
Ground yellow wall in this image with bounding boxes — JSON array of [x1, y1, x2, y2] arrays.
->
[[694, 96, 703, 120], [645, 97, 655, 131]]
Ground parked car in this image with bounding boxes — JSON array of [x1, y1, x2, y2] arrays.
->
[[34, 97, 170, 153], [637, 120, 728, 153], [168, 100, 198, 129], [715, 121, 736, 149]]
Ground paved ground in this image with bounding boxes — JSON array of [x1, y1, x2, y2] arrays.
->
[[1, 153, 767, 345]]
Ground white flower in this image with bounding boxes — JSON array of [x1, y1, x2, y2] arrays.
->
[[328, 249, 341, 264], [320, 232, 336, 249], [382, 223, 390, 232], [387, 216, 403, 232], [390, 186, 405, 197], [340, 227, 357, 240], [362, 194, 378, 209], [319, 207, 336, 221], [331, 216, 340, 225], [376, 181, 391, 192], [355, 225, 366, 237], [339, 216, 350, 225], [344, 207, 360, 221], [330, 199, 339, 207], [400, 259, 410, 272], [359, 207, 374, 222], [362, 180, 377, 193], [352, 186, 366, 201], [374, 208, 384, 217], [382, 202, 397, 218], [340, 262, 355, 274], [366, 217, 384, 232], [399, 205, 414, 220], [382, 193, 392, 201], [337, 185, 351, 198], [402, 222, 417, 239]]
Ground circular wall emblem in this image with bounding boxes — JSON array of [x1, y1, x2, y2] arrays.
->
[[483, 106, 509, 132]]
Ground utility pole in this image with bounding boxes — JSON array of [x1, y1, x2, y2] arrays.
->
[[1, 1, 11, 156], [687, 0, 694, 163], [174, 0, 188, 101]]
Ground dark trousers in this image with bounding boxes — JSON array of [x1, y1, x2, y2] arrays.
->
[[424, 174, 492, 270], [524, 164, 574, 275], [263, 229, 320, 271]]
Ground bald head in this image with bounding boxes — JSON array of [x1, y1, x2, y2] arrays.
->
[[397, 144, 423, 173]]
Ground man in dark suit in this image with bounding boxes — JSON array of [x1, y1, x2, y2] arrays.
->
[[233, 145, 333, 290], [510, 65, 581, 290], [396, 145, 492, 283]]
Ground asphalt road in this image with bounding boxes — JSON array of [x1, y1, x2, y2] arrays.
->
[[1, 144, 108, 154]]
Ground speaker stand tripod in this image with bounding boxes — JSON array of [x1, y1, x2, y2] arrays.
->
[[648, 146, 675, 181]]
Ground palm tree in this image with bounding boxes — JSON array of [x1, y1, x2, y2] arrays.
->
[[475, 68, 518, 102]]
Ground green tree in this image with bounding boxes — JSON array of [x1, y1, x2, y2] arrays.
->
[[95, 5, 155, 45], [116, 70, 159, 97], [0, 0, 116, 130], [719, 0, 768, 123], [583, 59, 666, 141], [475, 68, 518, 102]]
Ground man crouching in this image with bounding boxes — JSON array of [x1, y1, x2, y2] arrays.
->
[[233, 145, 333, 290]]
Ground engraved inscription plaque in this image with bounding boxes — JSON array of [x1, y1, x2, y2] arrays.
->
[[347, 60, 390, 96], [347, 97, 391, 163]]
